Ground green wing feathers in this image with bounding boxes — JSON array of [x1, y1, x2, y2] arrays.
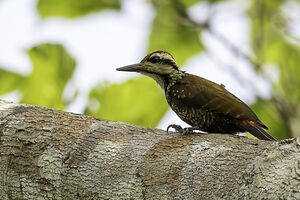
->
[[170, 74, 268, 129]]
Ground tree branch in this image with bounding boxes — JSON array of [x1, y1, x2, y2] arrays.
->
[[0, 99, 299, 199]]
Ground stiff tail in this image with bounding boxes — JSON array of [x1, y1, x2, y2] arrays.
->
[[237, 120, 277, 141]]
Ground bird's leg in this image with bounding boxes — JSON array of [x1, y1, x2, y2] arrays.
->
[[167, 124, 199, 135], [167, 124, 183, 133]]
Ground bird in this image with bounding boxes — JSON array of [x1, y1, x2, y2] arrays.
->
[[116, 50, 277, 141]]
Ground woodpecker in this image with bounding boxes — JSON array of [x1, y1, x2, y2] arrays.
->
[[116, 50, 276, 141]]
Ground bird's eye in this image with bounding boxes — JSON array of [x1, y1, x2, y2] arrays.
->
[[149, 56, 161, 63]]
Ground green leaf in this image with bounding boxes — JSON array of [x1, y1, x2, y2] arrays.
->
[[0, 68, 25, 95], [148, 0, 203, 66], [250, 0, 300, 139], [250, 99, 290, 140], [250, 0, 297, 65], [182, 0, 203, 7], [173, 0, 229, 8], [85, 77, 169, 127], [22, 43, 76, 110], [37, 0, 121, 19]]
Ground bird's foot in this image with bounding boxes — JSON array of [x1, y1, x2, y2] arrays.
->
[[167, 124, 199, 135]]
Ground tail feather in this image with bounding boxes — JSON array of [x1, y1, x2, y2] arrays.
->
[[256, 121, 268, 130], [238, 121, 277, 141]]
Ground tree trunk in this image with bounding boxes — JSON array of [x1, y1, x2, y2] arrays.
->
[[0, 99, 299, 200]]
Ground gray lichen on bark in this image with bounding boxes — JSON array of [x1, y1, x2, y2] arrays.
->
[[0, 99, 299, 200]]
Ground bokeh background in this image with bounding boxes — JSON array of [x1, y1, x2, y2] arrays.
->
[[1, 0, 300, 140]]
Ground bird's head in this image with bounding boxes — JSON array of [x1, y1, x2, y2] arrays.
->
[[116, 51, 183, 89]]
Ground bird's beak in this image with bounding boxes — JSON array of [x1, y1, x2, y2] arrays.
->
[[116, 63, 145, 72]]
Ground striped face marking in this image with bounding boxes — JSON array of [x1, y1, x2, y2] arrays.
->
[[141, 51, 179, 70], [130, 50, 185, 90]]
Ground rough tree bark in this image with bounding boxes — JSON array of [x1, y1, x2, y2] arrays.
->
[[0, 99, 299, 200]]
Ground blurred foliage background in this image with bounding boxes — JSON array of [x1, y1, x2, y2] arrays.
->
[[1, 0, 300, 140]]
